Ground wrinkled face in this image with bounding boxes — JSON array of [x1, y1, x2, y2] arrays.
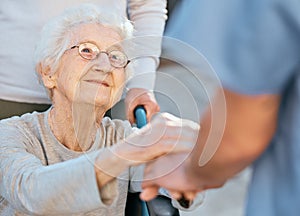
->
[[51, 23, 126, 110]]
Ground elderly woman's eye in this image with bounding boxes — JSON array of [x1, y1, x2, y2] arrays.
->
[[110, 54, 119, 60], [110, 51, 125, 61], [78, 44, 97, 60], [81, 48, 92, 53]]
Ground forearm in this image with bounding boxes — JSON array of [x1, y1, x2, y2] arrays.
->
[[1, 151, 101, 215], [127, 0, 167, 90], [128, 0, 167, 37], [126, 58, 157, 90], [94, 147, 131, 189], [188, 89, 280, 187]]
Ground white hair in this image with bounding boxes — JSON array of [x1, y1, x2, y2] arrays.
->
[[34, 3, 134, 75]]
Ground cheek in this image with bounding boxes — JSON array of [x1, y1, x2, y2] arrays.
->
[[114, 71, 126, 90], [56, 63, 85, 99], [109, 71, 126, 104]]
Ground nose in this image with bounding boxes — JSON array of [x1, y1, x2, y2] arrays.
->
[[91, 52, 112, 73]]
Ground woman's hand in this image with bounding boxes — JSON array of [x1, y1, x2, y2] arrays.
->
[[113, 112, 200, 166], [93, 113, 199, 191]]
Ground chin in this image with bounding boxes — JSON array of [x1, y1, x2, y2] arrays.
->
[[93, 100, 110, 108]]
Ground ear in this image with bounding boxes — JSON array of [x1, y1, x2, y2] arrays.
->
[[36, 63, 56, 89]]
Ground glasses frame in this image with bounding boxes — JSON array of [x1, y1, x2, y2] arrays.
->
[[68, 42, 130, 68]]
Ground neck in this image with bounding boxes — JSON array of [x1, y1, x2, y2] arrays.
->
[[49, 100, 104, 152]]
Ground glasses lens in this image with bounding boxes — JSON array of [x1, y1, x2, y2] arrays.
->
[[109, 50, 128, 68], [78, 43, 99, 60]]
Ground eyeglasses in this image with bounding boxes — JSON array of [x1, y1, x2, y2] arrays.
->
[[69, 42, 130, 68]]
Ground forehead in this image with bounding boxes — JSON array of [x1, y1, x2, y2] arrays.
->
[[70, 23, 123, 48]]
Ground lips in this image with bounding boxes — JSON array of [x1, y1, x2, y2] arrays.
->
[[85, 79, 110, 87]]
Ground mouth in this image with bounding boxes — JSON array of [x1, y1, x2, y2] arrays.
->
[[85, 79, 110, 87]]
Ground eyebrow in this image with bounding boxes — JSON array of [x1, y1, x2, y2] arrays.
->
[[79, 40, 125, 52], [109, 44, 124, 51]]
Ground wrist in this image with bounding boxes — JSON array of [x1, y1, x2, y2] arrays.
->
[[110, 143, 138, 167], [94, 148, 130, 189]]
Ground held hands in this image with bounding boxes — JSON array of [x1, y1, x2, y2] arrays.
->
[[94, 113, 199, 192], [140, 152, 225, 202], [125, 88, 160, 124], [140, 154, 204, 202], [112, 112, 200, 167]]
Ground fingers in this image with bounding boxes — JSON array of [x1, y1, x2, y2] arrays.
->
[[152, 139, 193, 155], [146, 114, 199, 153], [140, 187, 202, 207], [140, 186, 160, 201], [125, 88, 160, 124], [120, 109, 200, 165], [125, 114, 199, 159], [127, 110, 135, 125], [150, 112, 200, 134], [126, 101, 136, 124], [182, 191, 198, 201], [168, 190, 182, 200]]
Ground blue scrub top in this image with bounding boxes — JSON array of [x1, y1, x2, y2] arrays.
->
[[165, 0, 300, 215]]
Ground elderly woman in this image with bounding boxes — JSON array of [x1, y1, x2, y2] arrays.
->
[[0, 4, 201, 216]]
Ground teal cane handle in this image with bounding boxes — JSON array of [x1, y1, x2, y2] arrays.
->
[[134, 106, 191, 212], [132, 105, 181, 216], [133, 105, 149, 216], [134, 106, 147, 128]]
